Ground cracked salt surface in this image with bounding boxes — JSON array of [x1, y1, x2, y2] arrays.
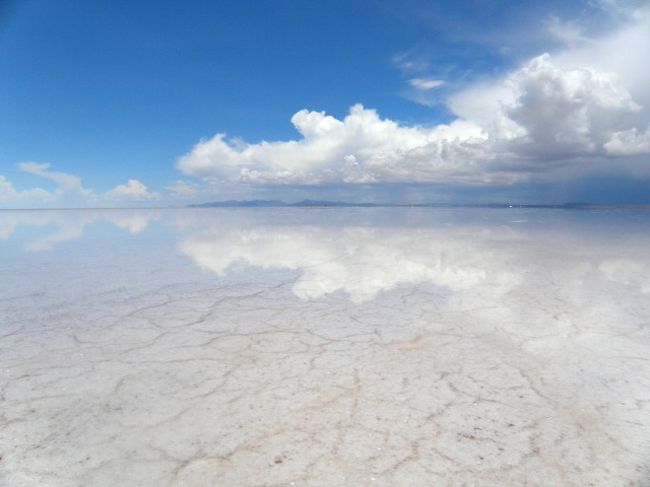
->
[[1, 208, 649, 486]]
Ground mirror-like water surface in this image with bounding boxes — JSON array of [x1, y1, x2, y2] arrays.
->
[[1, 208, 649, 486]]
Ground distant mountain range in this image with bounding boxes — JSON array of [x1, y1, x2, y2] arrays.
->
[[189, 200, 650, 209]]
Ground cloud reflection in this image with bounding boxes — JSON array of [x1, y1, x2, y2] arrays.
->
[[0, 210, 158, 251], [177, 210, 650, 311], [180, 224, 521, 303], [24, 215, 95, 252], [104, 212, 158, 234]]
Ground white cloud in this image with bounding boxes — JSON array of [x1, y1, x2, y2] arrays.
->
[[18, 162, 92, 197], [544, 15, 588, 46], [392, 51, 430, 74], [500, 53, 639, 158], [1, 163, 170, 208], [444, 16, 650, 164], [165, 180, 199, 198], [177, 54, 639, 185], [104, 179, 161, 201], [1, 162, 172, 207], [452, 52, 641, 163], [178, 11, 650, 187], [605, 126, 650, 155], [178, 105, 499, 185], [0, 175, 53, 204], [1, 163, 94, 206], [409, 78, 445, 90], [551, 10, 650, 117]]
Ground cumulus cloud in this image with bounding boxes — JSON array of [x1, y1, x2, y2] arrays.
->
[[104, 179, 161, 201], [178, 11, 650, 187], [177, 53, 639, 185], [605, 126, 650, 155], [500, 53, 640, 159], [0, 175, 53, 203], [178, 105, 498, 185]]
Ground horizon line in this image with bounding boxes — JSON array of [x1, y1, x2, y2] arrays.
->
[[2, 202, 650, 211]]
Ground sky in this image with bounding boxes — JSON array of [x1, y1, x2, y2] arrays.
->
[[0, 0, 649, 207]]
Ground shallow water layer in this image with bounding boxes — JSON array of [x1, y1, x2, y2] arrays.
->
[[1, 208, 649, 486]]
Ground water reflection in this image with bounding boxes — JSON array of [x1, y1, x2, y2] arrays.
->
[[179, 225, 522, 303], [0, 210, 158, 251], [172, 211, 650, 336], [0, 212, 53, 240], [2, 208, 649, 486], [1, 208, 649, 305], [23, 215, 95, 252], [104, 212, 158, 234]]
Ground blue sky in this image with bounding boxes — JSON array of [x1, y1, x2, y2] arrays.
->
[[1, 0, 649, 207]]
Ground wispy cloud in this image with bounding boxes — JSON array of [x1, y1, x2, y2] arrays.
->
[[544, 15, 589, 46], [1, 163, 92, 205], [1, 163, 166, 207], [391, 51, 430, 74], [165, 180, 199, 199], [409, 78, 445, 90], [18, 162, 92, 197]]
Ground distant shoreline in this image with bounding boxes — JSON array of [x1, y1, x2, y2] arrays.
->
[[188, 200, 650, 210], [3, 201, 650, 211]]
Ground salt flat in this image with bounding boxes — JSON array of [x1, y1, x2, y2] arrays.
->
[[1, 208, 649, 486]]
